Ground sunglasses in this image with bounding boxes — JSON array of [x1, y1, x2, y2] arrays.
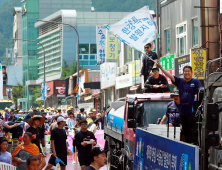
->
[[152, 70, 158, 73], [145, 47, 150, 49], [81, 123, 87, 125]]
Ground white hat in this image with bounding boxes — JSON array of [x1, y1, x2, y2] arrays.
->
[[57, 117, 66, 123]]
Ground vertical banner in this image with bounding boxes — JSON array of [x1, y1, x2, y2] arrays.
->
[[106, 30, 118, 62], [132, 60, 141, 85], [160, 54, 175, 84], [191, 49, 207, 79], [41, 82, 47, 101], [96, 25, 106, 63], [175, 55, 191, 78], [0, 62, 3, 100]]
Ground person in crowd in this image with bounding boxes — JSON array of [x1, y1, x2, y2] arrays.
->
[[0, 139, 11, 164], [99, 110, 105, 130], [72, 118, 81, 164], [144, 66, 170, 93], [36, 108, 40, 114], [3, 122, 23, 143], [50, 108, 55, 115], [3, 107, 9, 121], [92, 109, 97, 120], [26, 155, 42, 170], [45, 117, 69, 170], [56, 108, 62, 116], [0, 119, 17, 141], [14, 110, 18, 115], [39, 112, 48, 157], [40, 109, 44, 114], [79, 108, 87, 120], [140, 43, 158, 82], [8, 110, 17, 122], [86, 147, 107, 170], [157, 64, 203, 144], [62, 108, 66, 114], [67, 112, 76, 128], [48, 115, 61, 134], [26, 115, 45, 153], [161, 91, 181, 127], [96, 113, 101, 119], [86, 110, 94, 129], [12, 132, 45, 170], [19, 110, 23, 114], [89, 119, 99, 134], [69, 106, 74, 112], [73, 120, 96, 170]]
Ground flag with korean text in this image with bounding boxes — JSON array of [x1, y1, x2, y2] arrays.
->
[[106, 6, 159, 51], [106, 30, 118, 62], [96, 25, 106, 63]]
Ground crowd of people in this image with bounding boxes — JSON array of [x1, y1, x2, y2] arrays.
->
[[0, 105, 107, 170]]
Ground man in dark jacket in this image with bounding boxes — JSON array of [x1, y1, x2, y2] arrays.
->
[[144, 67, 170, 93]]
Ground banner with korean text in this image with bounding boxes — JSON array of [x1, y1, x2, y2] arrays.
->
[[175, 55, 191, 78], [132, 60, 141, 85], [106, 30, 118, 62], [160, 54, 175, 84], [96, 25, 106, 63], [191, 48, 207, 79], [134, 128, 199, 170], [106, 6, 158, 51]]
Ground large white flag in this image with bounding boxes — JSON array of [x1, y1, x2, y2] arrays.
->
[[107, 6, 159, 51], [0, 62, 3, 100]]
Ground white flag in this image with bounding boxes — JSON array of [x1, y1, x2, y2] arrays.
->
[[96, 25, 106, 63], [107, 6, 159, 51], [0, 62, 3, 100]]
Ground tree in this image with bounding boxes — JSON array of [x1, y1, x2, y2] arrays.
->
[[12, 83, 23, 106], [61, 61, 84, 80], [32, 87, 43, 107]]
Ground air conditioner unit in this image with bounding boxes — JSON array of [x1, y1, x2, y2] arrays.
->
[[123, 65, 128, 73], [120, 66, 124, 74], [117, 67, 120, 75]]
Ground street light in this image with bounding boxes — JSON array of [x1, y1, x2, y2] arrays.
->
[[12, 38, 46, 108], [36, 19, 80, 91]]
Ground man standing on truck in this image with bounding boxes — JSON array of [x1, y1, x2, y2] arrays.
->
[[140, 43, 158, 82], [157, 64, 202, 144], [144, 66, 170, 93]]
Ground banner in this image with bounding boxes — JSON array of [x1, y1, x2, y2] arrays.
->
[[134, 128, 199, 170], [41, 82, 47, 101], [106, 30, 118, 61], [100, 62, 116, 89], [107, 6, 158, 51], [132, 60, 141, 85], [0, 62, 3, 100], [160, 54, 175, 84], [175, 55, 191, 78], [191, 49, 206, 79], [96, 25, 106, 63]]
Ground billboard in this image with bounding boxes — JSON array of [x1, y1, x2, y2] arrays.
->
[[134, 128, 199, 170], [191, 49, 207, 79], [160, 54, 175, 84], [175, 55, 191, 78]]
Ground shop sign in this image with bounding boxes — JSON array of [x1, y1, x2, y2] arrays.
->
[[160, 54, 175, 84], [175, 55, 191, 78], [116, 74, 133, 89], [92, 76, 100, 96], [100, 62, 116, 89], [78, 102, 94, 110], [58, 87, 65, 94], [191, 49, 206, 79]]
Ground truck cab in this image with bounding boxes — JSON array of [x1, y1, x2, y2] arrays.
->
[[104, 93, 173, 170]]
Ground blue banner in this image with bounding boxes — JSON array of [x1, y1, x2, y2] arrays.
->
[[134, 128, 199, 170]]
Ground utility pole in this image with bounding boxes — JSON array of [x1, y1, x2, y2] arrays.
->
[[156, 0, 160, 58]]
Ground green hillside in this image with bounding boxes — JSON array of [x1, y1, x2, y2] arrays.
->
[[0, 0, 157, 65]]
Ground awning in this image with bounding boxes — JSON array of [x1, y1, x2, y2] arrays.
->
[[84, 95, 92, 101], [35, 94, 53, 101]]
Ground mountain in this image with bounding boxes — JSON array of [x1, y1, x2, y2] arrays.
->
[[0, 0, 157, 65]]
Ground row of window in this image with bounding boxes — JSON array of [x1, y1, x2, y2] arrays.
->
[[79, 55, 96, 60], [39, 31, 61, 43], [79, 60, 97, 65], [165, 18, 198, 56], [79, 44, 97, 54]]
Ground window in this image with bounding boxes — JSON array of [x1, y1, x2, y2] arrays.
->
[[90, 55, 95, 59], [84, 55, 88, 59], [90, 44, 97, 54], [192, 18, 198, 46], [165, 29, 170, 54], [79, 44, 89, 54], [79, 55, 82, 59], [176, 22, 187, 56]]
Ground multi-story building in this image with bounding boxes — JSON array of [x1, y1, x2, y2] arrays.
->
[[21, 0, 93, 108]]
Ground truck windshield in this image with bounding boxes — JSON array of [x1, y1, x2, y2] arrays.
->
[[136, 101, 171, 127], [0, 102, 12, 110]]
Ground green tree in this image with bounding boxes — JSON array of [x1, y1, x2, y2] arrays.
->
[[61, 61, 84, 80], [32, 87, 43, 107], [12, 83, 23, 106]]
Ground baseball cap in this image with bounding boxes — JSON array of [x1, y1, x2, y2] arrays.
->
[[90, 147, 108, 162], [80, 120, 87, 125], [57, 116, 66, 123], [152, 66, 159, 71]]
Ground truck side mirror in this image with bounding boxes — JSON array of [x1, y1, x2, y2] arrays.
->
[[206, 103, 222, 131], [127, 119, 135, 128], [128, 105, 134, 119]]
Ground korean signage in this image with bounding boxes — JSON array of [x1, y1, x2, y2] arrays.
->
[[41, 82, 47, 101], [107, 6, 158, 51], [132, 60, 141, 85], [92, 76, 100, 96], [96, 25, 106, 63], [134, 128, 199, 170], [100, 62, 116, 89], [160, 54, 175, 84], [191, 49, 207, 79], [106, 30, 118, 62], [116, 74, 133, 89], [175, 55, 191, 78]]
